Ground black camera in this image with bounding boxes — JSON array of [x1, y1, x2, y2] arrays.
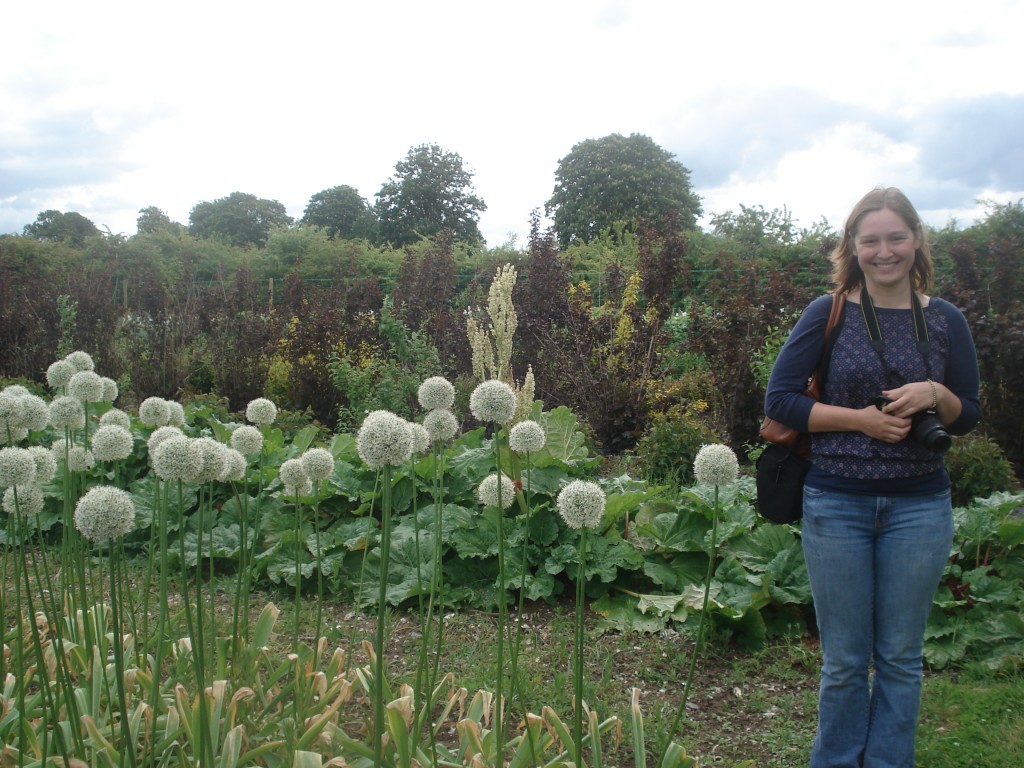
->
[[873, 396, 951, 454]]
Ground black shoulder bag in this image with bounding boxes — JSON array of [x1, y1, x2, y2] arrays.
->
[[755, 294, 846, 524]]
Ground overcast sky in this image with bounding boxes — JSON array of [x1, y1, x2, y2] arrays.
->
[[3, 0, 1022, 246]]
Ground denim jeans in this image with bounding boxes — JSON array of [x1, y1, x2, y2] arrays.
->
[[801, 485, 953, 768]]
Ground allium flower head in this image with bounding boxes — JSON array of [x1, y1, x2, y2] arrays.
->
[[284, 477, 314, 498], [28, 446, 57, 484], [230, 425, 264, 456], [470, 380, 517, 425], [66, 446, 95, 472], [74, 486, 136, 544], [193, 437, 228, 483], [357, 410, 413, 469], [166, 401, 186, 427], [693, 444, 739, 487], [0, 447, 36, 488], [4, 484, 44, 516], [64, 351, 95, 373], [2, 385, 30, 397], [68, 371, 105, 402], [418, 376, 455, 411], [152, 435, 203, 482], [0, 428, 28, 446], [18, 395, 50, 432], [100, 377, 119, 402], [100, 408, 132, 429], [49, 396, 86, 430], [218, 449, 247, 483], [246, 398, 278, 426], [300, 447, 334, 481], [279, 458, 309, 490], [0, 392, 19, 430], [509, 420, 546, 454], [46, 360, 75, 390], [91, 424, 134, 462], [139, 397, 170, 427], [478, 472, 516, 509], [557, 480, 606, 531], [147, 426, 183, 456], [408, 422, 430, 455], [423, 409, 459, 443]]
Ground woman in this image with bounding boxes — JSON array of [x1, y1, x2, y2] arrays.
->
[[764, 187, 980, 768]]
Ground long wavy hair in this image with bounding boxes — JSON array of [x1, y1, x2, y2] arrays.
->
[[829, 187, 934, 294]]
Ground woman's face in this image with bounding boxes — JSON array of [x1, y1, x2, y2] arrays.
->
[[854, 208, 919, 292]]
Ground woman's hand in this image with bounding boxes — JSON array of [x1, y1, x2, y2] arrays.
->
[[860, 403, 912, 443], [881, 381, 937, 418]]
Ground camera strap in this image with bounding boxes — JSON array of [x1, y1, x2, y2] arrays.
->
[[860, 288, 933, 381]]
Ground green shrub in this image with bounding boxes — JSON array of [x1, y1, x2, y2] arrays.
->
[[946, 432, 1019, 507], [633, 405, 720, 487]]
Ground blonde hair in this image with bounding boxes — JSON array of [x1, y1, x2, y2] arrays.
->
[[829, 187, 934, 294]]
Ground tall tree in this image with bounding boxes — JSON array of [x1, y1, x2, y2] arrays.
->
[[374, 143, 487, 246], [136, 206, 185, 235], [301, 185, 378, 240], [546, 133, 702, 248], [188, 192, 293, 248], [23, 210, 100, 246]]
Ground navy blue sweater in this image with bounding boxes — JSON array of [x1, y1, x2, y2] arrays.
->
[[764, 294, 981, 495]]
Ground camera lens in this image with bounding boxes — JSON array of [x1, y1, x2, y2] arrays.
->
[[912, 410, 951, 454]]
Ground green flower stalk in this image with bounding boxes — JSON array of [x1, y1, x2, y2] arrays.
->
[[357, 409, 412, 768], [557, 479, 606, 765], [659, 443, 738, 767], [301, 446, 335, 649]]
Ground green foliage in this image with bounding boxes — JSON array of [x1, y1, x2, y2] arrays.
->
[[301, 184, 378, 241], [374, 143, 487, 247], [546, 133, 702, 248], [946, 433, 1020, 508], [23, 209, 101, 245], [634, 407, 720, 487], [188, 191, 294, 248]]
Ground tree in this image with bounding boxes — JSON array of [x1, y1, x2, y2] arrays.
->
[[188, 192, 293, 248], [136, 206, 184, 236], [23, 210, 100, 246], [545, 133, 702, 248], [301, 185, 377, 240], [374, 143, 487, 247]]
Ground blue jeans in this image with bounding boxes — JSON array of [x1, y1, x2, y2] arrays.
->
[[801, 486, 953, 768]]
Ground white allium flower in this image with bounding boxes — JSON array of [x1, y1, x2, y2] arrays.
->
[[67, 446, 95, 472], [469, 380, 517, 425], [246, 398, 278, 426], [279, 458, 309, 490], [74, 486, 136, 544], [100, 377, 119, 402], [28, 446, 57, 484], [357, 410, 413, 469], [557, 480, 606, 531], [18, 394, 50, 432], [139, 397, 170, 427], [218, 449, 247, 483], [408, 422, 430, 455], [64, 351, 95, 372], [4, 484, 44, 516], [477, 472, 516, 510], [147, 426, 183, 456], [46, 360, 75, 389], [418, 376, 456, 411], [91, 425, 134, 462], [152, 435, 203, 482], [193, 437, 227, 483], [692, 444, 739, 487], [0, 392, 19, 429], [2, 385, 30, 397], [423, 409, 459, 443], [50, 439, 69, 460], [230, 425, 264, 456], [68, 371, 105, 402], [300, 447, 334, 481], [284, 477, 314, 498], [100, 408, 132, 429], [0, 447, 36, 488], [49, 396, 86, 430], [166, 401, 186, 427], [509, 420, 546, 454]]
